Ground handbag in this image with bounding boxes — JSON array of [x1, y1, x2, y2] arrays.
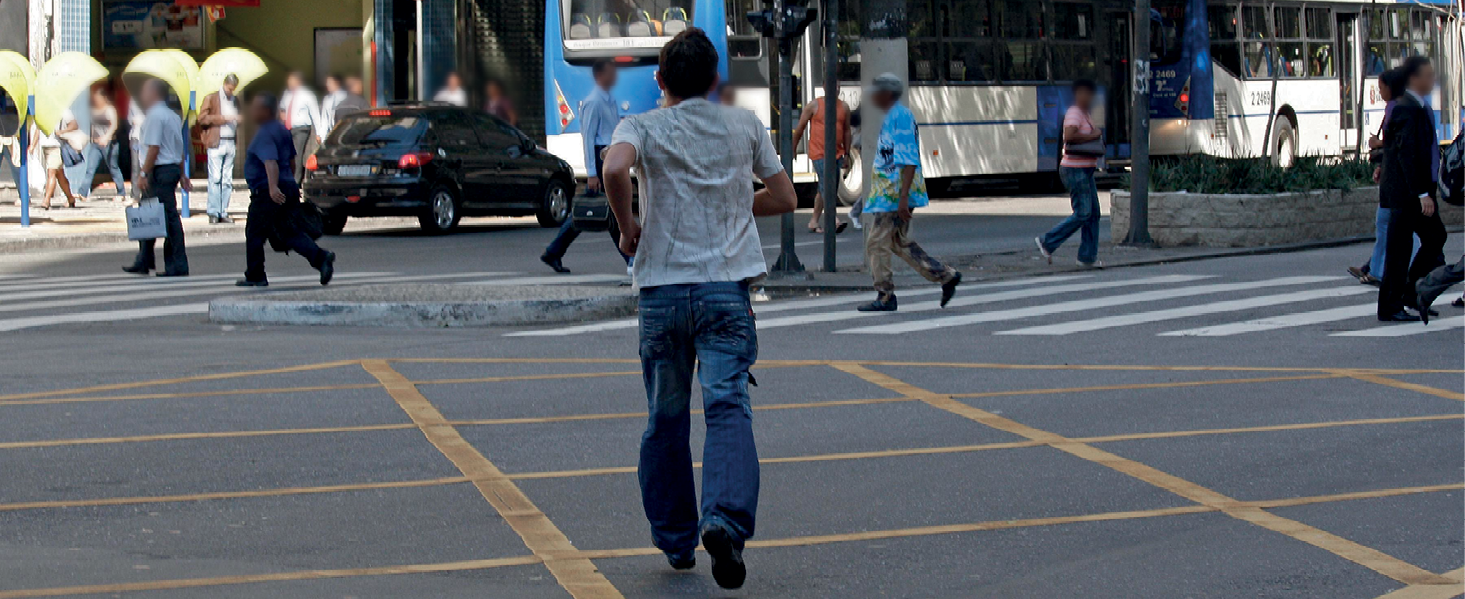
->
[[125, 199, 167, 241], [1063, 110, 1105, 157], [571, 192, 611, 232], [60, 129, 90, 152]]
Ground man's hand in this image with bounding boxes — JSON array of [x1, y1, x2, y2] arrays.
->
[[587, 176, 600, 194], [1421, 195, 1436, 217], [137, 175, 151, 194], [1373, 166, 1382, 183], [618, 219, 641, 257], [270, 186, 287, 205], [897, 199, 913, 223]]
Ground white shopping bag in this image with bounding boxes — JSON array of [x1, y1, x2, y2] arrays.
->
[[125, 199, 166, 241]]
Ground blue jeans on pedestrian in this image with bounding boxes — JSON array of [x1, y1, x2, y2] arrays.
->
[[638, 281, 760, 553], [1042, 166, 1100, 264], [207, 140, 236, 217], [80, 141, 128, 198], [1367, 206, 1420, 279]]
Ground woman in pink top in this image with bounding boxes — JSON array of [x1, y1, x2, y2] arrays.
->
[[1037, 79, 1103, 267]]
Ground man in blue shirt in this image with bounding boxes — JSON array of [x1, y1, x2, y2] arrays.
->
[[541, 60, 631, 274], [237, 93, 334, 287], [858, 73, 961, 312]]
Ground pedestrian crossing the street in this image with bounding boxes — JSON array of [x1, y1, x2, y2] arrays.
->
[[513, 273, 1465, 340], [0, 271, 628, 332]]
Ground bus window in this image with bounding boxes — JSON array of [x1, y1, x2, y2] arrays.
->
[[945, 41, 994, 82], [1277, 42, 1305, 77], [1150, 1, 1184, 64], [562, 0, 695, 54], [1410, 10, 1433, 58], [1305, 8, 1333, 78], [1272, 6, 1302, 77], [1244, 40, 1274, 79], [996, 0, 1044, 81], [949, 0, 994, 37], [1209, 4, 1242, 78], [1274, 6, 1300, 38], [1242, 5, 1269, 39], [1050, 2, 1096, 81], [725, 0, 761, 58], [1304, 8, 1330, 39], [1053, 2, 1093, 40], [909, 41, 941, 82], [944, 0, 996, 82]]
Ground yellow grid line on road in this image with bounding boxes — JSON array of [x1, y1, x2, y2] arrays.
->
[[949, 373, 1346, 398], [830, 363, 1455, 586], [361, 360, 623, 599], [0, 383, 386, 407], [1373, 568, 1465, 599], [0, 361, 363, 402], [1343, 372, 1465, 402]]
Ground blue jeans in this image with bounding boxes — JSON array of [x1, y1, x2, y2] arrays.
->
[[207, 140, 236, 217], [1042, 166, 1100, 264], [544, 210, 631, 264], [638, 282, 760, 553], [1367, 206, 1420, 279], [80, 141, 127, 197]]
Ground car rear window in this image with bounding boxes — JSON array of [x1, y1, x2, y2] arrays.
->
[[329, 115, 427, 147]]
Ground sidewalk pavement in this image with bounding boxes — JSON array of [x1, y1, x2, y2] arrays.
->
[[0, 180, 255, 253]]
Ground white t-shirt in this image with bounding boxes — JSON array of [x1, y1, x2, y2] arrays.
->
[[610, 98, 784, 288], [218, 89, 240, 140], [140, 102, 185, 166], [434, 87, 468, 107]]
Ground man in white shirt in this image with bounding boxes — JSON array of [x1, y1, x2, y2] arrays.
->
[[279, 71, 323, 182], [540, 60, 627, 274], [603, 28, 797, 591], [198, 74, 242, 223], [433, 72, 468, 107], [320, 74, 348, 132], [123, 79, 189, 277]]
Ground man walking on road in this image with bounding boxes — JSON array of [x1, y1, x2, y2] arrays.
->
[[198, 74, 242, 224], [123, 79, 189, 277], [858, 73, 962, 312], [791, 93, 851, 234], [603, 28, 797, 590], [236, 94, 335, 288], [1377, 56, 1448, 322], [280, 72, 324, 183], [541, 60, 629, 274]]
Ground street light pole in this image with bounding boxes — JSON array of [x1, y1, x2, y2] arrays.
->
[[770, 0, 805, 275], [821, 0, 839, 272], [1125, 0, 1154, 245]]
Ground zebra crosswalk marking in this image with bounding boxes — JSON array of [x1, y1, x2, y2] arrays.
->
[[0, 304, 211, 332], [838, 276, 1340, 335], [1161, 304, 1377, 337], [998, 286, 1376, 336], [0, 273, 386, 304], [1331, 316, 1465, 337]]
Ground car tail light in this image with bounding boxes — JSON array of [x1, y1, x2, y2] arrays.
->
[[369, 109, 392, 116], [398, 152, 433, 169], [305, 154, 319, 171]]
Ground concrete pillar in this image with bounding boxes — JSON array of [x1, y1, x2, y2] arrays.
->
[[858, 0, 906, 207]]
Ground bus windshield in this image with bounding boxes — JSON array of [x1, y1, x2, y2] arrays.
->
[[562, 0, 695, 55]]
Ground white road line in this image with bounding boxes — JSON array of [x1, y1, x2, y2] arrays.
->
[[837, 275, 1342, 335], [1331, 315, 1465, 337], [996, 285, 1374, 336], [1160, 304, 1377, 337], [0, 272, 518, 314], [463, 274, 628, 286], [0, 273, 143, 286], [757, 275, 1212, 331], [0, 273, 390, 303], [0, 303, 210, 332]]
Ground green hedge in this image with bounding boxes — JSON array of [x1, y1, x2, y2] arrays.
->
[[1128, 156, 1375, 194]]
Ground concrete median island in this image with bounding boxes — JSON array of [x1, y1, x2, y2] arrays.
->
[[1111, 186, 1464, 247], [209, 284, 638, 327]]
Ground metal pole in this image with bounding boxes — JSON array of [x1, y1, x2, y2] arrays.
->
[[180, 91, 193, 219], [18, 97, 31, 228], [415, 0, 427, 101], [1125, 0, 1154, 245], [771, 0, 805, 274], [822, 0, 839, 272]]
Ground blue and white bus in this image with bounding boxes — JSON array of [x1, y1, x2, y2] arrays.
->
[[544, 0, 729, 176]]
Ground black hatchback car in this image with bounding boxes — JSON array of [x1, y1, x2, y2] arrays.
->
[[304, 104, 576, 234]]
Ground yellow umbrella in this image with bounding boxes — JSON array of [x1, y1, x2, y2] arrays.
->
[[124, 50, 194, 119], [33, 52, 107, 135], [0, 51, 35, 125], [158, 49, 200, 110], [197, 48, 268, 94]]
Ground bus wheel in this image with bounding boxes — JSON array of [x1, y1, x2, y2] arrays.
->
[[1272, 119, 1297, 168], [838, 153, 865, 205]]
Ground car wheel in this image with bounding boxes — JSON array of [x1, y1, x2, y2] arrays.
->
[[321, 213, 347, 236], [537, 180, 571, 228], [419, 185, 461, 234]]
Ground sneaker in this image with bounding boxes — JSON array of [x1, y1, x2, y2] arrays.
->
[[1076, 260, 1104, 269], [850, 216, 863, 230], [940, 272, 962, 308], [857, 295, 898, 312], [318, 251, 336, 285], [701, 525, 746, 590], [665, 549, 696, 571], [1035, 237, 1052, 264]]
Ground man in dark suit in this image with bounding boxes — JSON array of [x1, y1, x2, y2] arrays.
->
[[1377, 56, 1448, 322]]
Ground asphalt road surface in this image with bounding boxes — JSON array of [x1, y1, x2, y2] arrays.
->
[[0, 211, 1460, 599]]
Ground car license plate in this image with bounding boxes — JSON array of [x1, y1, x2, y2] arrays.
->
[[337, 165, 376, 177]]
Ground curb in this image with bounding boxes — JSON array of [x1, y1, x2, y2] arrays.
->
[[209, 285, 638, 327]]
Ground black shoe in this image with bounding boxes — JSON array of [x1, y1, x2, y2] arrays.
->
[[1379, 310, 1421, 322], [541, 254, 570, 274], [318, 251, 336, 285], [121, 264, 152, 275], [208, 215, 220, 224], [155, 271, 188, 278], [665, 550, 696, 571], [857, 295, 898, 312], [701, 525, 746, 590], [1347, 265, 1368, 282], [1453, 297, 1464, 308], [235, 279, 269, 287], [218, 215, 234, 224], [940, 272, 963, 308]]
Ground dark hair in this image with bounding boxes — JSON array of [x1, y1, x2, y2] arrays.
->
[[658, 28, 719, 99], [592, 59, 615, 76], [1071, 79, 1097, 94], [254, 92, 279, 117], [1380, 68, 1407, 99], [1402, 55, 1431, 81]]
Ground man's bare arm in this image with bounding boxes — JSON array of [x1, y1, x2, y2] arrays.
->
[[603, 143, 637, 225], [789, 103, 817, 152], [753, 172, 798, 217]]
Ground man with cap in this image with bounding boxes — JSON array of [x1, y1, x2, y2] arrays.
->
[[857, 73, 961, 312]]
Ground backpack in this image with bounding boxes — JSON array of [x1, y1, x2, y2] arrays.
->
[[1438, 128, 1465, 206]]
